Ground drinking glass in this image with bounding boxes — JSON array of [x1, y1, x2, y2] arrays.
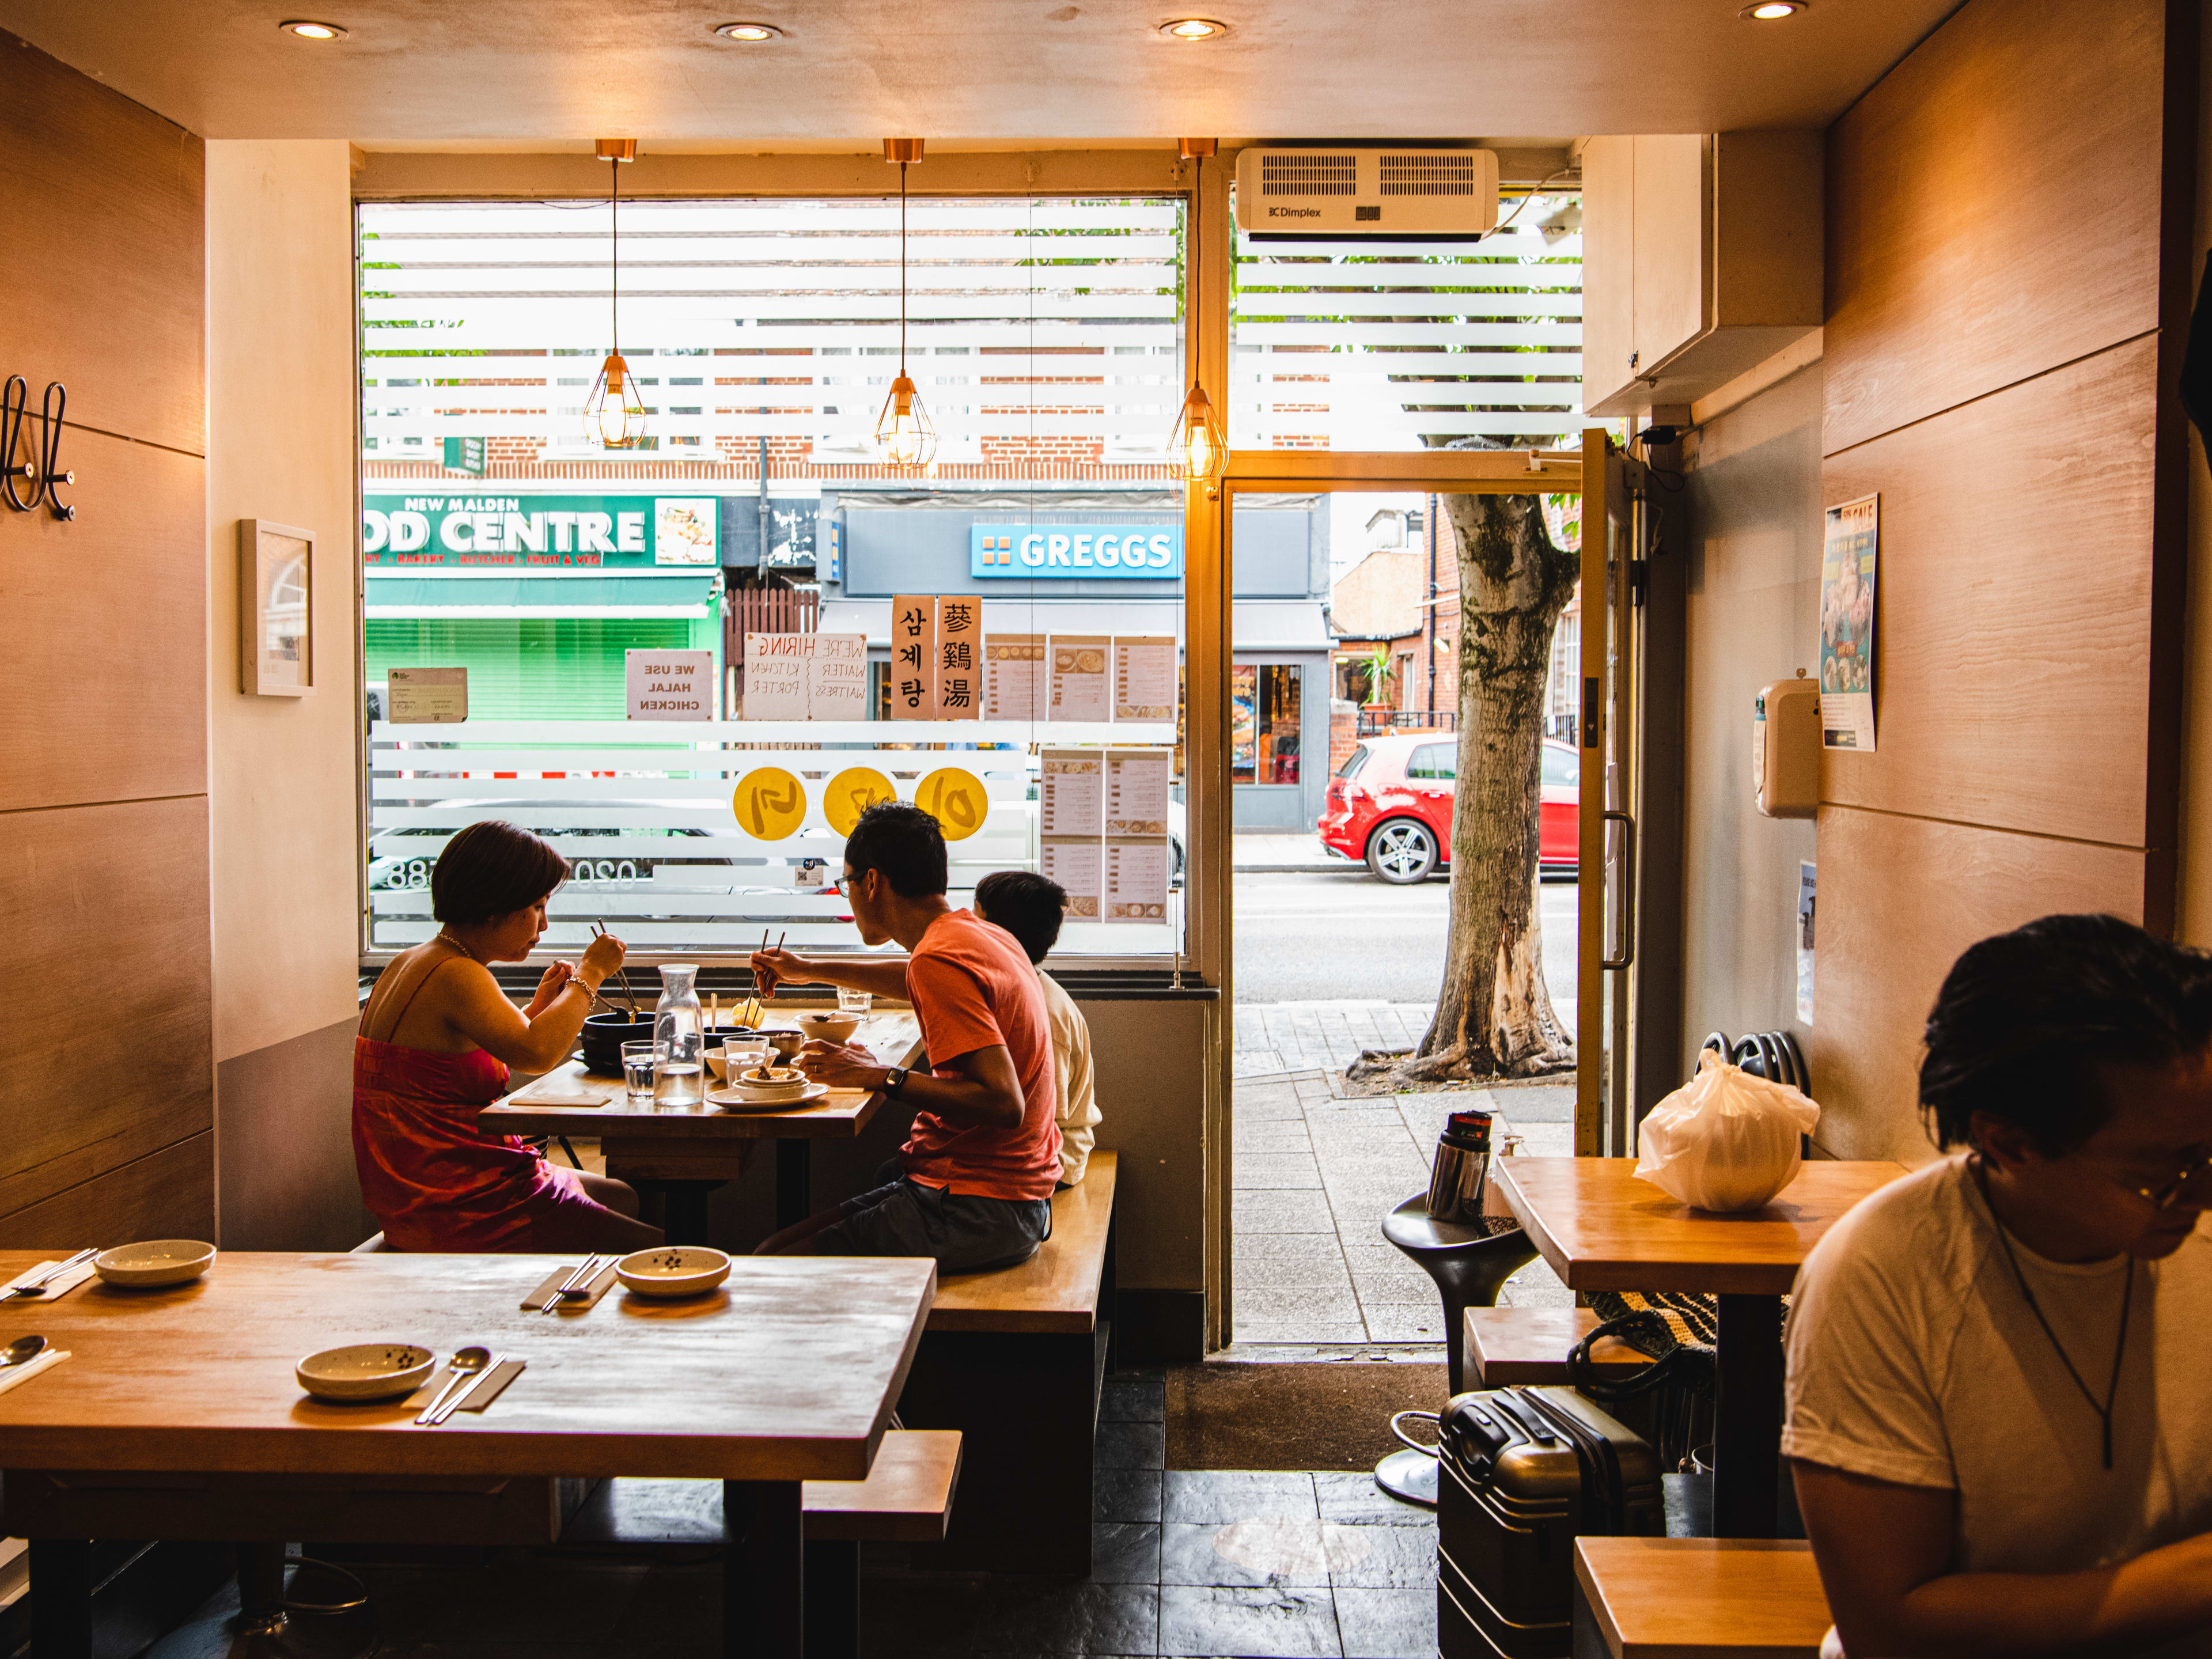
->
[[838, 987, 873, 1017], [621, 1040, 657, 1102]]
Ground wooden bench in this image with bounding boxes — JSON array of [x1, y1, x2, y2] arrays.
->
[[1464, 1305, 1654, 1387], [1573, 1537, 1833, 1659], [563, 1429, 962, 1659], [894, 1150, 1118, 1576]]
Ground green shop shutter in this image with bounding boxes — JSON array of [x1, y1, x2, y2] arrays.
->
[[365, 618, 700, 721]]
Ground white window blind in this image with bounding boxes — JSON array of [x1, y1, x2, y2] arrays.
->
[[1229, 198, 1584, 450], [360, 198, 1184, 465]]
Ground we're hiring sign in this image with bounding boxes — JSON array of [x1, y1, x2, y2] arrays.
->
[[968, 522, 1181, 580]]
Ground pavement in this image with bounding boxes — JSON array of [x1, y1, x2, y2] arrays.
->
[[1234, 831, 1359, 873], [1232, 1069, 1574, 1346]]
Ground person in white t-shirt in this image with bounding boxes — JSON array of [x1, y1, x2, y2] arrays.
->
[[975, 869, 1099, 1186], [1785, 913, 2212, 1658]]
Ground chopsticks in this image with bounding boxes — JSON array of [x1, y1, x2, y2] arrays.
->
[[543, 1254, 606, 1315], [4, 1246, 96, 1298], [590, 921, 639, 1016]]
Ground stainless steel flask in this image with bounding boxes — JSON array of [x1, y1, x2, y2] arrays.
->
[[1427, 1108, 1494, 1224]]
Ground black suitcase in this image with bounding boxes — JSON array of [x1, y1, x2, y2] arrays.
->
[[1435, 1385, 1662, 1659]]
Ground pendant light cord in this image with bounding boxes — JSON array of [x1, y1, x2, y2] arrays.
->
[[900, 160, 910, 376], [1188, 152, 1200, 399], [1974, 1158, 2134, 1470], [610, 156, 621, 357]]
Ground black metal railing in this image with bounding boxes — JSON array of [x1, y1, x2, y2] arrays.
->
[[1356, 709, 1460, 736]]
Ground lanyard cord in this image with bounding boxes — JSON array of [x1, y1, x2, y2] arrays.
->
[[1974, 1158, 2133, 1470]]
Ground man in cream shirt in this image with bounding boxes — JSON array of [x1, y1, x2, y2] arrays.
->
[[976, 870, 1099, 1184], [1785, 915, 2212, 1658]]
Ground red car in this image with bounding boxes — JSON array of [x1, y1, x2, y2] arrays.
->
[[1320, 733, 1580, 884]]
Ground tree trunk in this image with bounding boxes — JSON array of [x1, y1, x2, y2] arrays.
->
[[1361, 483, 1578, 1084]]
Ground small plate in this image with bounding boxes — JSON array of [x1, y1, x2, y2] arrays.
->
[[297, 1343, 436, 1402], [616, 1247, 733, 1299], [96, 1240, 216, 1288], [707, 1081, 829, 1112]]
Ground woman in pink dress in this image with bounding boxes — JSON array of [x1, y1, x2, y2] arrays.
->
[[354, 820, 662, 1252]]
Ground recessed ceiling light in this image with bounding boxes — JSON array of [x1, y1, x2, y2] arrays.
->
[[1160, 17, 1229, 39], [713, 20, 784, 39], [279, 18, 347, 37], [1740, 1, 1805, 16]]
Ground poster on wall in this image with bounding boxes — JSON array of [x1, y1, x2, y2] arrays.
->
[[936, 598, 979, 718], [1114, 636, 1177, 722], [1797, 861, 1817, 1027], [1105, 749, 1172, 836], [1104, 838, 1170, 922], [626, 649, 714, 720], [1049, 635, 1111, 722], [388, 666, 467, 724], [1819, 495, 1878, 751], [1042, 838, 1103, 918], [744, 632, 868, 721], [891, 594, 937, 719], [1040, 749, 1104, 837], [984, 635, 1048, 721]]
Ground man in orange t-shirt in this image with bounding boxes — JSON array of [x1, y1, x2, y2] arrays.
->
[[749, 801, 1060, 1270]]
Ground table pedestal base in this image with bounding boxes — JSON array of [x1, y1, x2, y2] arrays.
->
[[1713, 1293, 1785, 1539], [1372, 1448, 1439, 1509]]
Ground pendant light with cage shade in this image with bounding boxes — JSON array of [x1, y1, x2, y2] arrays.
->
[[584, 139, 650, 450], [876, 139, 939, 471], [1165, 138, 1228, 485]]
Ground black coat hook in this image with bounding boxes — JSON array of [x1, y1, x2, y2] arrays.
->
[[38, 382, 73, 521], [0, 375, 40, 513], [0, 377, 76, 518]]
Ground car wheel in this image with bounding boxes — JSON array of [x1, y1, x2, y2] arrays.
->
[[1366, 819, 1438, 884]]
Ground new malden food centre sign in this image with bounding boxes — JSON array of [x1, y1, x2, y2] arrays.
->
[[363, 494, 718, 569]]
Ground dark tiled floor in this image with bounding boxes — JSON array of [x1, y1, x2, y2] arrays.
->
[[149, 1377, 1440, 1659]]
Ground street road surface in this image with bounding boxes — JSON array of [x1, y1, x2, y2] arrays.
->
[[1232, 870, 1578, 1007]]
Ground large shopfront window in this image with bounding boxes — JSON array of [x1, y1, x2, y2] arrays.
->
[[1230, 664, 1302, 786], [358, 194, 1198, 965]]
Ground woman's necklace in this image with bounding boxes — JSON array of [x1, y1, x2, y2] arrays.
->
[[1972, 1158, 2133, 1470], [434, 929, 481, 963]]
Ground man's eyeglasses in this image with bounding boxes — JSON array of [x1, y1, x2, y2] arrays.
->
[[2129, 1151, 2212, 1211]]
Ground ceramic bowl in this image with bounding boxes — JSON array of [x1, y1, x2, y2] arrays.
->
[[731, 1071, 812, 1104], [296, 1343, 436, 1402], [752, 1027, 805, 1059], [707, 1043, 770, 1081], [795, 1011, 862, 1045], [616, 1247, 733, 1299], [95, 1240, 216, 1288]]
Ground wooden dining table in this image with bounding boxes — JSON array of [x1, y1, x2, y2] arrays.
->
[[0, 1248, 935, 1659], [484, 1010, 923, 1243], [1492, 1156, 1906, 1539]]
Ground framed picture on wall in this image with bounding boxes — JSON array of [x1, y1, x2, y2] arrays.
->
[[238, 518, 314, 696]]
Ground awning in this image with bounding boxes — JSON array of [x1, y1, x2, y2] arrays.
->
[[365, 575, 716, 620]]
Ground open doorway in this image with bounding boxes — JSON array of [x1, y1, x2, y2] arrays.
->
[[1226, 479, 1586, 1349]]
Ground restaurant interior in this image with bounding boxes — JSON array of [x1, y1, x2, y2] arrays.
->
[[1, 0, 2208, 1655]]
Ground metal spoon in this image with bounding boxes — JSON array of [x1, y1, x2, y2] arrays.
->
[[0, 1335, 47, 1368], [413, 1346, 490, 1426]]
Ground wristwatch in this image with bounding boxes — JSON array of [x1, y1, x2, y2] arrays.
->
[[883, 1066, 908, 1099]]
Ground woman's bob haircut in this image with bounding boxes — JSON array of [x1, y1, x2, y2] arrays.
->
[[430, 820, 570, 926]]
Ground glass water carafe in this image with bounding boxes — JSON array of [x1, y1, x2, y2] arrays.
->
[[653, 963, 704, 1107]]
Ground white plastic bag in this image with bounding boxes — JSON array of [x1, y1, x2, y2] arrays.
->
[[1634, 1050, 1821, 1212]]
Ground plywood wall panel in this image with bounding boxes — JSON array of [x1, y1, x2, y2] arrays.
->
[[1809, 805, 2146, 1164], [1823, 0, 2169, 457], [0, 431, 208, 813], [0, 797, 213, 1219], [0, 29, 205, 458], [0, 1134, 215, 1251], [1820, 336, 2158, 846]]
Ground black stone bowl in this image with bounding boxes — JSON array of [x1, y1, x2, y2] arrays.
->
[[579, 1010, 656, 1075]]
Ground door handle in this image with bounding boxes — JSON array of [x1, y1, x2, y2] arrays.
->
[[1601, 809, 1635, 970]]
